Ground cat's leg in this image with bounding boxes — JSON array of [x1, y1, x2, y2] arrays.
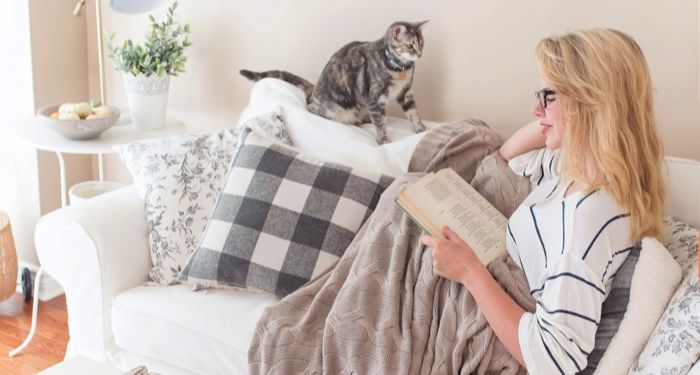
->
[[308, 97, 331, 119], [368, 101, 389, 144], [397, 88, 427, 132]]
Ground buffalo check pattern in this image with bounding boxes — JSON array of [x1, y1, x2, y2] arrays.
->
[[181, 127, 394, 296]]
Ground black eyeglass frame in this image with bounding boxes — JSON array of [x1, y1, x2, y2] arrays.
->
[[534, 89, 556, 110]]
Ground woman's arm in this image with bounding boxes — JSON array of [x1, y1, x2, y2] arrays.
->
[[499, 120, 546, 161], [421, 227, 526, 367], [464, 257, 526, 367]]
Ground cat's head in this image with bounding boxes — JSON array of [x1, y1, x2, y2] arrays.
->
[[385, 21, 428, 62]]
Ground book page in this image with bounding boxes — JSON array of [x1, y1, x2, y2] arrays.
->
[[399, 168, 507, 265]]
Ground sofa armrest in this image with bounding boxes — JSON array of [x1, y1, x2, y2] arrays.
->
[[35, 185, 151, 361]]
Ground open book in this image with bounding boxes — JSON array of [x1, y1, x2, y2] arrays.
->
[[396, 168, 508, 265]]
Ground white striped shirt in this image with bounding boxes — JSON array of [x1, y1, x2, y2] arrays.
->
[[507, 149, 633, 374]]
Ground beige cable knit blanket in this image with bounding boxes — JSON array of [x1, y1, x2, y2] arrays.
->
[[249, 120, 536, 374]]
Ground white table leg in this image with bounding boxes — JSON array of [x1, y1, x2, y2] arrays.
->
[[9, 151, 65, 357], [56, 152, 67, 208], [8, 267, 43, 358], [98, 153, 104, 182]]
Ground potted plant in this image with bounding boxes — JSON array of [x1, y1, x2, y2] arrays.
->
[[107, 1, 191, 130]]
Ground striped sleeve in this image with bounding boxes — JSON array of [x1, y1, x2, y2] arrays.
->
[[518, 253, 605, 374], [508, 148, 561, 188]]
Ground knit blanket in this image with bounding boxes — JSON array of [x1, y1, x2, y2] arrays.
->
[[249, 119, 536, 374]]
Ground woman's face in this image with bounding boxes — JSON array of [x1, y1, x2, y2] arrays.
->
[[533, 77, 566, 149]]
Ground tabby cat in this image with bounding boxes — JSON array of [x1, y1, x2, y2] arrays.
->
[[241, 21, 428, 144]]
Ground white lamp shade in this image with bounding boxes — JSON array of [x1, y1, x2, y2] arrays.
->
[[109, 0, 165, 14]]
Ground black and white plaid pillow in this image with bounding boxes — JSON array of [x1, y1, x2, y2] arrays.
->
[[181, 127, 394, 296]]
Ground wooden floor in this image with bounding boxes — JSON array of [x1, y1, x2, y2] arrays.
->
[[0, 293, 68, 374]]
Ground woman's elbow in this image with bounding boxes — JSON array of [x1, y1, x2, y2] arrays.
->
[[499, 143, 515, 162]]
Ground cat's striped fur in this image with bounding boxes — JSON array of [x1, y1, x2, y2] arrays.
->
[[241, 21, 428, 144]]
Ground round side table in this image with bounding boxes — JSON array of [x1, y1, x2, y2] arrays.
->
[[0, 211, 18, 302], [12, 113, 186, 207]]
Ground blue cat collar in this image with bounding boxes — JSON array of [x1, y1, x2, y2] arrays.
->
[[384, 48, 413, 72]]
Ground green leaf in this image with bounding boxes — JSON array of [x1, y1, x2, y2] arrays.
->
[[105, 1, 190, 77]]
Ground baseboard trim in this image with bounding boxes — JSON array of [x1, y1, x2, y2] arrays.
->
[[16, 261, 64, 301]]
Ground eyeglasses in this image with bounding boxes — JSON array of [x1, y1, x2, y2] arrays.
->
[[534, 88, 556, 110]]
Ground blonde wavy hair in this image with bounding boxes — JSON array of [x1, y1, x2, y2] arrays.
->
[[535, 28, 666, 241]]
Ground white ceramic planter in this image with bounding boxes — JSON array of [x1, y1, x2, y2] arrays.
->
[[123, 73, 170, 130]]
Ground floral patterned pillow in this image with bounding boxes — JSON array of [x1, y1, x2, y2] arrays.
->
[[629, 218, 699, 375], [116, 109, 292, 285], [660, 216, 699, 276]]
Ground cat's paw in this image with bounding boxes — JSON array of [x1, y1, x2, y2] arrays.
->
[[413, 122, 427, 133], [376, 133, 390, 144]]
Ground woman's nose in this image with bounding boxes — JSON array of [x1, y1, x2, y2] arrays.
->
[[532, 103, 545, 118]]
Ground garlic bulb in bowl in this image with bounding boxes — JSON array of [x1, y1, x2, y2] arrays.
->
[[37, 104, 121, 140]]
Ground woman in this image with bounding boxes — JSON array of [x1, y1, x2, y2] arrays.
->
[[421, 28, 666, 373]]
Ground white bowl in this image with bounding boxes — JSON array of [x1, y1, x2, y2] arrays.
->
[[37, 104, 121, 140]]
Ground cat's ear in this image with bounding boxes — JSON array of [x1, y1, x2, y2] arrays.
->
[[392, 24, 407, 39], [416, 20, 429, 29]]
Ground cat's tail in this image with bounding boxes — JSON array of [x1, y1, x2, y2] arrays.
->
[[240, 69, 314, 102]]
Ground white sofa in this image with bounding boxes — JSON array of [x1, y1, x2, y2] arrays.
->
[[36, 185, 277, 374], [34, 80, 700, 374], [35, 79, 438, 375], [35, 157, 700, 375]]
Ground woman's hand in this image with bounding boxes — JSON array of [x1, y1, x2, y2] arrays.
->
[[499, 119, 546, 161], [420, 226, 487, 286]]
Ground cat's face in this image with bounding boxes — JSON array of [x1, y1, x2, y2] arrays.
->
[[387, 21, 427, 62]]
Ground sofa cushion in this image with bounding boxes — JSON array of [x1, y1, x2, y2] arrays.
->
[[660, 216, 699, 276], [112, 284, 277, 375], [236, 78, 434, 177], [630, 219, 699, 374], [115, 110, 292, 285], [630, 269, 700, 375], [181, 127, 394, 296]]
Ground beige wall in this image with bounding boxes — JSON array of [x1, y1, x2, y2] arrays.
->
[[93, 0, 699, 178], [14, 0, 698, 264], [29, 0, 94, 219]]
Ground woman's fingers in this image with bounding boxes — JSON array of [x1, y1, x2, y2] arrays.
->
[[420, 234, 437, 248], [442, 226, 465, 245]]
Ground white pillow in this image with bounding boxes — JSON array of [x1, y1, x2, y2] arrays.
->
[[629, 220, 699, 375], [630, 269, 700, 375], [236, 78, 435, 177]]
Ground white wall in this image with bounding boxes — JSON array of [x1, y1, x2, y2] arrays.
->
[[95, 0, 699, 179]]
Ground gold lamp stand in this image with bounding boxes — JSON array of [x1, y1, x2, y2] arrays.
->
[[73, 0, 107, 105]]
